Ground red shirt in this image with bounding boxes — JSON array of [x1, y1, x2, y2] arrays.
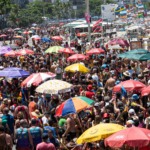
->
[[36, 142, 56, 150]]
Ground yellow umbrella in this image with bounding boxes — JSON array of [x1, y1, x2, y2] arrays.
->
[[77, 123, 124, 144], [65, 63, 89, 73]]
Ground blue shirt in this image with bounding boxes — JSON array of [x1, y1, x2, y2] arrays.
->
[[43, 126, 57, 138]]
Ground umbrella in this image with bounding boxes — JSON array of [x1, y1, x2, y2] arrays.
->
[[141, 86, 150, 97], [113, 79, 146, 92], [41, 37, 51, 43], [21, 72, 56, 87], [45, 46, 63, 54], [118, 49, 150, 61], [23, 31, 29, 34], [67, 54, 88, 62], [105, 127, 150, 148], [4, 50, 17, 57], [109, 39, 129, 47], [59, 48, 75, 54], [65, 63, 89, 73], [16, 49, 34, 56], [108, 45, 123, 50], [51, 36, 63, 41], [0, 34, 7, 38], [86, 48, 105, 55], [13, 35, 23, 39], [55, 96, 94, 116], [77, 123, 124, 144], [0, 46, 12, 55], [35, 79, 73, 94], [0, 67, 29, 78]]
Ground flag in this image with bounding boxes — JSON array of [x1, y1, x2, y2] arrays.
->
[[92, 19, 103, 32], [85, 13, 91, 23], [93, 19, 103, 28]]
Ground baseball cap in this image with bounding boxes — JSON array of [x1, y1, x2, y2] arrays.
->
[[131, 94, 139, 100], [128, 109, 135, 114]]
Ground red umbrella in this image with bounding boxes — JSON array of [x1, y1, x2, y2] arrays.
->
[[16, 49, 34, 56], [67, 54, 88, 62], [59, 48, 75, 54], [113, 80, 146, 92], [86, 48, 105, 55], [4, 50, 17, 57], [105, 127, 150, 148], [51, 36, 63, 41], [141, 86, 150, 97], [109, 39, 129, 47], [21, 72, 56, 87], [0, 34, 7, 38]]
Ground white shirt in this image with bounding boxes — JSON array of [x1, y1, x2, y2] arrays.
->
[[42, 116, 48, 125], [55, 67, 62, 74]]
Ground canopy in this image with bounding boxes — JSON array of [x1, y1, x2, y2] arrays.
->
[[113, 79, 146, 92], [45, 46, 63, 54], [21, 72, 56, 87], [77, 123, 124, 144], [105, 127, 150, 148], [65, 63, 89, 73], [0, 67, 29, 78], [55, 96, 94, 116], [35, 80, 73, 94]]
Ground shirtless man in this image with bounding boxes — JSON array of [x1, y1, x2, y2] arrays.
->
[[105, 74, 116, 96], [62, 114, 77, 141]]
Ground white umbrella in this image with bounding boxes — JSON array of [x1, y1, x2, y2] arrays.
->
[[35, 80, 73, 94]]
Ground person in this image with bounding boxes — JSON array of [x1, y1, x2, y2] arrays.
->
[[0, 125, 13, 150], [15, 119, 33, 150], [2, 107, 14, 135], [36, 133, 56, 150], [29, 119, 43, 149], [48, 130, 60, 149]]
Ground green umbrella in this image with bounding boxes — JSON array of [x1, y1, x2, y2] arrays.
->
[[118, 49, 150, 61], [45, 46, 63, 54]]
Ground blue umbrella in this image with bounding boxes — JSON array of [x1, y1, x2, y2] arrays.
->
[[0, 67, 29, 78], [0, 46, 12, 55], [41, 37, 52, 43]]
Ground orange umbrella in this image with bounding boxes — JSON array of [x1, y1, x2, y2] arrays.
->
[[16, 49, 34, 56], [51, 36, 63, 41], [4, 50, 17, 57]]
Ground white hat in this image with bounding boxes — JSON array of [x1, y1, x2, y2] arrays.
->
[[128, 109, 135, 114]]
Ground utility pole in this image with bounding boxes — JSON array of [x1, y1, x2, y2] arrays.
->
[[86, 0, 91, 43]]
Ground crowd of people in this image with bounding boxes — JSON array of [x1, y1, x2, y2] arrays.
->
[[0, 25, 149, 150]]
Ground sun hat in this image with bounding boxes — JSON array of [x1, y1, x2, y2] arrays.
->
[[123, 71, 130, 77]]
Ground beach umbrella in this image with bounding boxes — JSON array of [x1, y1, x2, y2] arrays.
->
[[0, 67, 29, 78], [55, 96, 94, 117], [51, 36, 63, 41], [113, 79, 146, 92], [141, 86, 150, 97], [16, 49, 34, 56], [0, 34, 7, 38], [65, 63, 89, 73], [59, 48, 75, 54], [86, 48, 105, 55], [23, 31, 29, 34], [77, 123, 124, 144], [105, 127, 150, 148], [21, 72, 56, 87], [45, 46, 63, 54], [118, 49, 150, 61], [35, 79, 73, 94], [4, 50, 17, 57], [0, 46, 12, 55], [41, 37, 51, 43], [67, 54, 88, 62]]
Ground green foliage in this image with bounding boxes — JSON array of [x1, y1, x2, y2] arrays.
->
[[0, 0, 11, 15]]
